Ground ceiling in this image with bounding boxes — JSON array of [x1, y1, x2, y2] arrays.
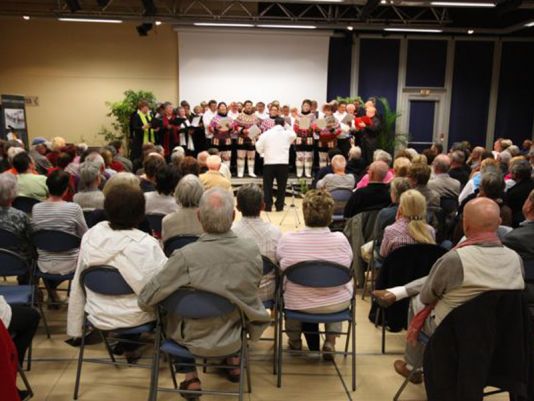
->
[[1, 0, 534, 35]]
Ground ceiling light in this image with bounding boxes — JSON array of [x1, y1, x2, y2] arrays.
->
[[58, 18, 123, 23], [431, 2, 495, 7], [155, 20, 162, 26], [467, 29, 475, 34], [384, 27, 443, 33], [23, 15, 30, 20], [525, 21, 534, 27], [347, 26, 354, 31], [257, 24, 317, 29], [194, 22, 254, 27], [380, 0, 387, 3]]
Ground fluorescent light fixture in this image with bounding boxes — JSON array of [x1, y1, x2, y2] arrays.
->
[[431, 1, 495, 7], [467, 29, 474, 34], [23, 15, 30, 20], [155, 20, 162, 26], [525, 21, 534, 27], [257, 24, 317, 29], [58, 18, 123, 23], [194, 22, 254, 27], [384, 27, 443, 33]]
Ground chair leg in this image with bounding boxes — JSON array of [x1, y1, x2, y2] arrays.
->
[[245, 344, 252, 394], [148, 327, 162, 401], [381, 307, 386, 354], [73, 318, 88, 400], [272, 307, 278, 375], [393, 375, 412, 401], [202, 358, 207, 373], [344, 323, 351, 357], [351, 308, 357, 392], [361, 263, 369, 300], [168, 357, 178, 389], [36, 296, 51, 339], [238, 340, 246, 401], [99, 330, 117, 364], [26, 335, 32, 371], [18, 364, 33, 399], [276, 311, 283, 388]]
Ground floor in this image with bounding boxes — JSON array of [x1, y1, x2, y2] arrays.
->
[[19, 198, 507, 401]]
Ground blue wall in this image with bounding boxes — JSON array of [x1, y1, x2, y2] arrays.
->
[[327, 34, 353, 100], [406, 40, 447, 88]]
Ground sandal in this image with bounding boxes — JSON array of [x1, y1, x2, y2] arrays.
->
[[179, 377, 202, 400], [225, 358, 241, 383]]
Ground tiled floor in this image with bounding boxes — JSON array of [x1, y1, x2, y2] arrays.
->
[[19, 199, 507, 401]]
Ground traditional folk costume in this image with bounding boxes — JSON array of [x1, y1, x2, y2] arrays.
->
[[130, 109, 156, 161], [176, 116, 195, 154], [209, 113, 234, 168], [355, 109, 380, 166], [314, 115, 342, 169], [293, 111, 316, 178], [233, 112, 261, 178]]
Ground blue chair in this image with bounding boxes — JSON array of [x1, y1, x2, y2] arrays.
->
[[276, 261, 356, 391], [330, 189, 353, 230], [0, 228, 22, 249], [163, 235, 199, 257], [260, 256, 279, 375], [12, 196, 40, 214], [146, 214, 165, 238], [73, 265, 156, 400], [149, 288, 251, 401], [32, 230, 81, 338]]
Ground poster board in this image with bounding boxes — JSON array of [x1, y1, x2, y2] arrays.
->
[[0, 95, 29, 147]]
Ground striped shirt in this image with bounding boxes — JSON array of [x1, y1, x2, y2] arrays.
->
[[276, 227, 353, 310], [379, 217, 436, 258], [32, 201, 88, 275]]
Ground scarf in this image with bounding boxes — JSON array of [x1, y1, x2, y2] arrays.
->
[[406, 231, 502, 345]]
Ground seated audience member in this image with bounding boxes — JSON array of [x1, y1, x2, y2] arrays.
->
[[171, 146, 186, 170], [467, 146, 485, 169], [30, 137, 52, 175], [73, 161, 104, 210], [459, 158, 500, 204], [199, 155, 232, 192], [3, 146, 26, 175], [356, 150, 394, 190], [0, 174, 34, 264], [503, 189, 534, 260], [32, 170, 88, 304], [316, 155, 355, 192], [206, 148, 232, 180], [47, 151, 76, 201], [379, 190, 436, 259], [344, 160, 391, 218], [407, 162, 440, 209], [345, 146, 366, 179], [46, 136, 66, 167], [67, 185, 167, 360], [145, 165, 181, 215], [277, 190, 353, 358], [140, 154, 165, 192], [498, 150, 512, 177], [179, 156, 200, 176], [13, 152, 48, 201], [312, 148, 343, 188], [233, 184, 282, 302], [393, 157, 411, 178], [448, 150, 470, 189], [506, 159, 534, 227], [139, 188, 270, 391], [374, 177, 412, 244], [197, 151, 209, 174], [428, 154, 461, 199], [110, 140, 133, 172], [521, 140, 532, 155], [100, 148, 121, 176], [162, 174, 204, 242], [372, 198, 524, 383]]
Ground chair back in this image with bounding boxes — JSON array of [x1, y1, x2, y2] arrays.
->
[[161, 288, 236, 319], [523, 259, 534, 281], [12, 196, 40, 214], [440, 197, 459, 215], [33, 230, 81, 252], [146, 214, 165, 235], [163, 235, 199, 257], [284, 261, 352, 288], [330, 189, 353, 216], [0, 249, 30, 277], [262, 255, 278, 276], [80, 265, 134, 296], [0, 228, 20, 249]]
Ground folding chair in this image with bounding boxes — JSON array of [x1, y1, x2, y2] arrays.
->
[[32, 230, 81, 338], [0, 248, 39, 370], [146, 214, 165, 238], [18, 364, 34, 400], [329, 188, 353, 232], [73, 266, 157, 400], [260, 255, 279, 375], [12, 196, 40, 215], [149, 288, 252, 401], [276, 261, 356, 391], [163, 235, 199, 257]]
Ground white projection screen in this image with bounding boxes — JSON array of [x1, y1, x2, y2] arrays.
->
[[177, 29, 331, 107]]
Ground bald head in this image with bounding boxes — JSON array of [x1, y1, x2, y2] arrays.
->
[[368, 160, 389, 183], [463, 197, 501, 237], [206, 155, 222, 171], [432, 154, 451, 174], [197, 151, 209, 167]]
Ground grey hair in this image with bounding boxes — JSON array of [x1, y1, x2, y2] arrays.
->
[[198, 187, 234, 234], [331, 154, 347, 171], [511, 159, 532, 181], [348, 146, 362, 160], [175, 174, 204, 208], [0, 173, 17, 207], [103, 172, 140, 196], [79, 161, 101, 188], [498, 150, 512, 165], [432, 155, 451, 174], [373, 149, 393, 166], [7, 146, 24, 163], [85, 152, 105, 169], [507, 145, 520, 157], [390, 177, 411, 203]]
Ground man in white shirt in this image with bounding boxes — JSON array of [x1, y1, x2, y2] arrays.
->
[[255, 117, 296, 212], [202, 99, 217, 143], [333, 100, 348, 123]]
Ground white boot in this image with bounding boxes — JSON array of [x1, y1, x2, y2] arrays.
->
[[237, 157, 245, 178], [247, 159, 256, 177], [296, 152, 304, 178], [304, 152, 313, 178]]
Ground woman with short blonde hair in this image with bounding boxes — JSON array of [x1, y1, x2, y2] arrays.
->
[[393, 157, 411, 177]]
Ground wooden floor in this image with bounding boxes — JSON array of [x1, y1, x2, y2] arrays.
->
[[20, 200, 508, 401]]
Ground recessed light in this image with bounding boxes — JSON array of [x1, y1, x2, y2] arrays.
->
[[193, 22, 254, 27], [155, 21, 162, 26], [467, 29, 474, 34], [431, 1, 495, 7], [23, 15, 30, 20], [347, 26, 354, 31], [58, 18, 123, 23], [257, 24, 317, 29], [384, 27, 443, 33], [525, 21, 534, 27]]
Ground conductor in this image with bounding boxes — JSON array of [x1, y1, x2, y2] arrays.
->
[[255, 117, 296, 212]]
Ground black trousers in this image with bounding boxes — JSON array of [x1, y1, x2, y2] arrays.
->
[[8, 305, 40, 365], [263, 164, 289, 211]]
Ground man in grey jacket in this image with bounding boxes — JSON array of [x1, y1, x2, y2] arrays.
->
[[139, 187, 270, 393], [428, 154, 461, 199]]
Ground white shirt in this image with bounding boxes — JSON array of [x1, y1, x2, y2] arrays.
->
[[144, 192, 179, 215], [0, 295, 12, 327], [202, 109, 216, 138], [334, 111, 347, 123], [228, 111, 240, 120], [67, 222, 168, 337], [255, 111, 268, 121], [255, 125, 296, 165]]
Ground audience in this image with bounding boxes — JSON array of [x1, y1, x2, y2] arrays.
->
[[73, 161, 104, 210], [144, 165, 181, 215], [233, 184, 281, 302], [139, 188, 270, 392], [373, 177, 411, 243], [355, 150, 394, 189], [277, 190, 353, 359], [67, 184, 167, 361], [30, 137, 52, 175], [316, 155, 355, 192], [344, 160, 390, 218], [428, 154, 461, 199], [109, 140, 133, 172], [140, 154, 165, 192], [345, 146, 365, 179], [448, 150, 470, 188], [379, 190, 436, 259], [179, 156, 200, 176], [506, 159, 534, 227], [407, 162, 440, 209], [393, 157, 411, 178], [161, 174, 205, 242], [459, 158, 500, 204], [199, 155, 232, 192], [503, 189, 534, 260], [13, 152, 48, 201]]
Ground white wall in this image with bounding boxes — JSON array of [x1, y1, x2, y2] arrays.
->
[[177, 28, 330, 107]]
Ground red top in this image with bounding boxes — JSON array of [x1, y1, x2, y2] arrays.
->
[[0, 320, 20, 401]]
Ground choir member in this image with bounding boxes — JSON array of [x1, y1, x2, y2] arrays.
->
[[255, 101, 268, 120], [293, 99, 316, 178], [334, 100, 347, 122], [315, 104, 342, 169], [260, 104, 280, 133], [234, 100, 260, 178], [228, 102, 240, 120], [176, 107, 195, 155], [359, 106, 381, 166], [160, 102, 179, 158], [208, 102, 233, 169], [130, 100, 155, 161], [202, 99, 217, 146]]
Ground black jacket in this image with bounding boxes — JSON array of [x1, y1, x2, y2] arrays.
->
[[344, 183, 390, 218], [424, 290, 534, 401], [507, 179, 534, 228]]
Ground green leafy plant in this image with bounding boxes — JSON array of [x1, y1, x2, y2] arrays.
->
[[98, 89, 157, 146], [376, 97, 408, 154], [298, 178, 309, 195], [335, 96, 363, 105]]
